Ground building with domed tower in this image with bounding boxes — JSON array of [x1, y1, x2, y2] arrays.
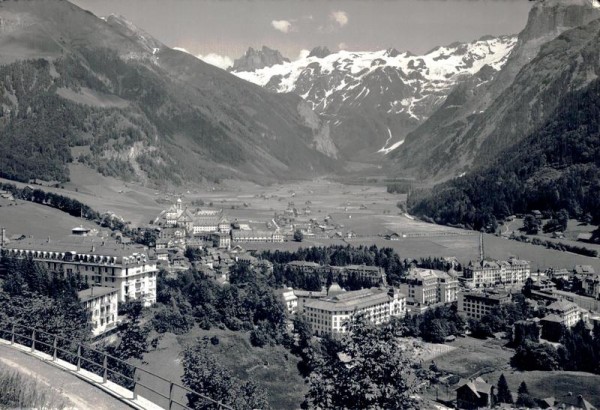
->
[[155, 198, 230, 239]]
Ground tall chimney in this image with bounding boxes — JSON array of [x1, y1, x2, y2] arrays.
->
[[479, 232, 484, 262]]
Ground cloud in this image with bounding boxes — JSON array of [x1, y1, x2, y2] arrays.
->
[[271, 19, 292, 33], [173, 47, 190, 54], [330, 11, 348, 27], [338, 42, 348, 50], [196, 53, 233, 70], [297, 49, 310, 60]]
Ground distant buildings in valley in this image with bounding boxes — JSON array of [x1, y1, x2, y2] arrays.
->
[[463, 258, 531, 288], [154, 198, 283, 251], [156, 198, 231, 238], [399, 268, 459, 313]]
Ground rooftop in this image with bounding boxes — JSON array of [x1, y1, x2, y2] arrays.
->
[[541, 313, 565, 323], [4, 234, 151, 262], [294, 289, 327, 298], [78, 286, 118, 302], [575, 265, 595, 274], [462, 290, 511, 302], [404, 268, 453, 282], [304, 287, 402, 312], [547, 300, 578, 312], [287, 260, 321, 268], [456, 377, 492, 396]]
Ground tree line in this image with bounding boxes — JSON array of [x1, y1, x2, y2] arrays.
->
[[260, 246, 458, 287], [1, 181, 159, 247]]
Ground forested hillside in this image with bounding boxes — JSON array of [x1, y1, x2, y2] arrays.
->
[[408, 78, 600, 231], [0, 1, 337, 186]]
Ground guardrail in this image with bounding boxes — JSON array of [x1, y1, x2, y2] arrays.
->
[[0, 324, 233, 410]]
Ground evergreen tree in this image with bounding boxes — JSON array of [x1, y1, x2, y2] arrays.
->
[[293, 229, 304, 242], [182, 341, 270, 410], [516, 381, 536, 408], [303, 315, 421, 409], [496, 374, 513, 404], [518, 381, 529, 395]]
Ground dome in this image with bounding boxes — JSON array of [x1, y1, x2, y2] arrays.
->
[[327, 282, 344, 296]]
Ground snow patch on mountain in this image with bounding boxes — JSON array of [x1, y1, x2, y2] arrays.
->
[[231, 35, 517, 159], [378, 128, 404, 154]]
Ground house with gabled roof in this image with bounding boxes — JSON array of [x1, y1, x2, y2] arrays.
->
[[455, 377, 495, 409]]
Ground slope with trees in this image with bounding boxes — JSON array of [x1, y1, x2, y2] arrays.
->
[[408, 77, 600, 232]]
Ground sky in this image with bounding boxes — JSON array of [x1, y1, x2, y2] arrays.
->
[[71, 0, 533, 69]]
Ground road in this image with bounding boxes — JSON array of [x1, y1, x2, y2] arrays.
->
[[0, 344, 130, 409]]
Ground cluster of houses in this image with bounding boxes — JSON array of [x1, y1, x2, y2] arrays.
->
[[153, 199, 284, 269], [455, 377, 597, 410], [275, 203, 358, 240]]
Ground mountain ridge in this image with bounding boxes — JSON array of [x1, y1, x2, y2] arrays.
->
[[391, 0, 600, 181], [229, 46, 289, 72], [232, 36, 517, 161], [0, 0, 339, 186]]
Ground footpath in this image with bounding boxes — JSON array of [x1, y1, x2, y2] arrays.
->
[[0, 343, 134, 409]]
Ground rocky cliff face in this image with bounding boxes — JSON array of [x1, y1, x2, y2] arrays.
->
[[391, 0, 600, 181], [229, 46, 290, 72]]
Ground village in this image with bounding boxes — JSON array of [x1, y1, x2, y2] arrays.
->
[[2, 193, 600, 408]]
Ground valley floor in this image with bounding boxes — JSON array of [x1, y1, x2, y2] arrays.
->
[[3, 172, 600, 271]]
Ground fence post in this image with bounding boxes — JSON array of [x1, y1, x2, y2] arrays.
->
[[103, 353, 108, 384], [77, 344, 81, 371], [168, 382, 174, 410], [31, 329, 36, 352], [53, 336, 58, 361], [132, 367, 138, 400], [10, 324, 15, 345]]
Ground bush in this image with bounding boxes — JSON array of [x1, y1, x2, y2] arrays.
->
[[250, 328, 270, 347], [224, 316, 243, 331], [151, 308, 194, 335]]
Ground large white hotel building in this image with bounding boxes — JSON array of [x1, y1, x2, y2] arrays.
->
[[2, 228, 157, 306], [303, 286, 406, 337]]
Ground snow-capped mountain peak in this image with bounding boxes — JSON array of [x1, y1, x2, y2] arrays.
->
[[232, 35, 517, 160]]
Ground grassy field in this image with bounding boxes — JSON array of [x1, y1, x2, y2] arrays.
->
[[0, 198, 98, 238], [426, 336, 600, 407], [486, 370, 600, 407], [432, 337, 513, 378], [135, 328, 306, 410]]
